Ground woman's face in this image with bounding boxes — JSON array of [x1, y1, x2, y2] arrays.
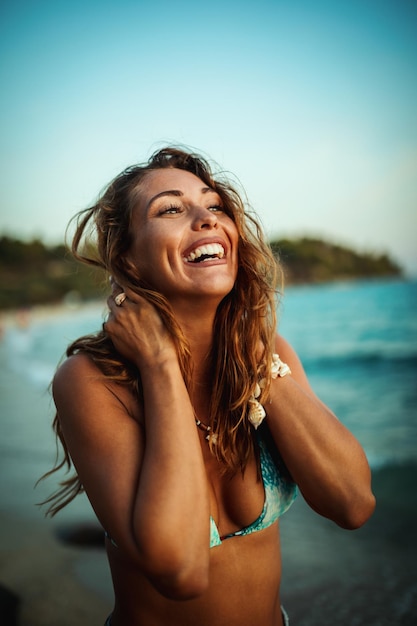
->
[[128, 168, 239, 308]]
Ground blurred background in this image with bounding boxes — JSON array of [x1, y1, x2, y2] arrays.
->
[[0, 1, 416, 624]]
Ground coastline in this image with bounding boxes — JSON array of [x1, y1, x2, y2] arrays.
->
[[1, 275, 413, 328], [0, 299, 106, 328]]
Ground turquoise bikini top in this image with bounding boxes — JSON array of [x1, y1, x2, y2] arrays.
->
[[209, 434, 297, 548], [105, 433, 297, 551]]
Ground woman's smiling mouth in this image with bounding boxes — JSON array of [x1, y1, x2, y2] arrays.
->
[[183, 242, 226, 264]]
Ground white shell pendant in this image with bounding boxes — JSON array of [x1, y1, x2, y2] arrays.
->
[[247, 354, 291, 430], [271, 353, 292, 378], [248, 397, 266, 429], [206, 432, 218, 445]]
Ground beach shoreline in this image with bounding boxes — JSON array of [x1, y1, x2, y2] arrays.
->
[[0, 298, 106, 328], [0, 511, 113, 626], [280, 465, 417, 625]]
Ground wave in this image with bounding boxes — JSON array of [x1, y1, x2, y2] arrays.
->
[[302, 349, 417, 372]]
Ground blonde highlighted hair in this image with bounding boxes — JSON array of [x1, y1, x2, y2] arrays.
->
[[41, 147, 282, 515]]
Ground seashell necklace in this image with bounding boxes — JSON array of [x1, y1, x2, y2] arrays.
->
[[194, 354, 291, 443], [195, 418, 218, 445]]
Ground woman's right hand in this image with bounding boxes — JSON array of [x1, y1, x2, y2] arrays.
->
[[104, 281, 178, 370]]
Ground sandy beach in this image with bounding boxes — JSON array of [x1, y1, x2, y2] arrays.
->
[[280, 467, 417, 625], [0, 512, 113, 626]]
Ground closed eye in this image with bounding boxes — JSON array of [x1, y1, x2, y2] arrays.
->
[[158, 204, 183, 215]]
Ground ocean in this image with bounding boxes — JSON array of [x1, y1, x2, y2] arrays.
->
[[1, 278, 416, 518], [0, 278, 416, 625], [278, 278, 417, 469]]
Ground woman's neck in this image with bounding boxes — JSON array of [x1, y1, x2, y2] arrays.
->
[[170, 299, 219, 394]]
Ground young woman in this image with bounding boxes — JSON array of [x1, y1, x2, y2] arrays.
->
[[43, 147, 375, 625]]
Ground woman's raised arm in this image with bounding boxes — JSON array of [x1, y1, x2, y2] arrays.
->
[[264, 335, 375, 529], [53, 292, 211, 600]]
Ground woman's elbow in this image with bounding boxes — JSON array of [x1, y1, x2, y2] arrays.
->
[[337, 491, 376, 530], [148, 562, 210, 600], [140, 542, 210, 600]]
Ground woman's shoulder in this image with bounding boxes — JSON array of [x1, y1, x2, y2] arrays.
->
[[273, 333, 313, 392], [274, 334, 297, 359], [52, 353, 110, 414], [54, 351, 103, 387], [53, 352, 142, 423]]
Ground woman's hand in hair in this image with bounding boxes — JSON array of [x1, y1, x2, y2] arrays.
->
[[105, 280, 177, 370]]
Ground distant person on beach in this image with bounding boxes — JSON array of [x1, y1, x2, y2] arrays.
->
[[41, 147, 375, 626]]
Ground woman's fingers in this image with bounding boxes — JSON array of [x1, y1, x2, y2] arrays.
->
[[104, 286, 177, 368]]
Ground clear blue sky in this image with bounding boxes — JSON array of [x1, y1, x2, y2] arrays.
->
[[1, 0, 416, 273]]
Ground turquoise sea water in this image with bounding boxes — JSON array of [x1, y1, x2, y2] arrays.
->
[[279, 278, 417, 468], [0, 278, 416, 521]]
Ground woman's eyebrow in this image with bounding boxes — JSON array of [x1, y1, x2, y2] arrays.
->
[[147, 189, 182, 210]]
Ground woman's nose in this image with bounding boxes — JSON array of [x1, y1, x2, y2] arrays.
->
[[192, 207, 218, 230]]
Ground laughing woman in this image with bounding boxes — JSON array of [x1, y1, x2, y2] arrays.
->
[[42, 147, 375, 625]]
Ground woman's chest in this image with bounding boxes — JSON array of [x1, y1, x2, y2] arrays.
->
[[204, 452, 265, 539]]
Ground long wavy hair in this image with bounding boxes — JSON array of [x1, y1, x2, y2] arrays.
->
[[41, 146, 282, 515]]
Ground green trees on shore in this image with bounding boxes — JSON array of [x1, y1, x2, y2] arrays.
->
[[0, 235, 403, 311], [272, 237, 402, 285], [0, 236, 106, 310]]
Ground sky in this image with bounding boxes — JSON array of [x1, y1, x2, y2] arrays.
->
[[1, 0, 416, 274]]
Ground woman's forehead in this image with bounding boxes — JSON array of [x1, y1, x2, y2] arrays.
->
[[130, 167, 217, 216]]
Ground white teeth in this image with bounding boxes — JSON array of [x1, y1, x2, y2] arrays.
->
[[184, 243, 225, 263]]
